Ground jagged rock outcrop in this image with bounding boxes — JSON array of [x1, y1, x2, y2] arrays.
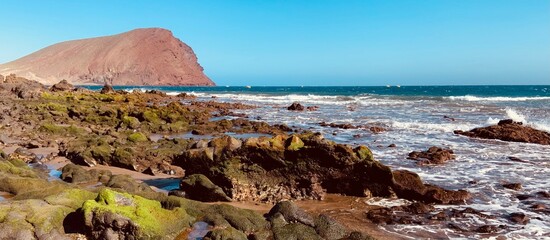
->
[[0, 28, 215, 86], [454, 119, 550, 145], [0, 74, 45, 98], [173, 134, 470, 204]]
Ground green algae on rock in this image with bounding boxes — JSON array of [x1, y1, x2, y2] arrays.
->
[[82, 188, 193, 239]]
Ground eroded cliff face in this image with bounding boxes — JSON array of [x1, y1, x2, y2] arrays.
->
[[0, 28, 215, 86]]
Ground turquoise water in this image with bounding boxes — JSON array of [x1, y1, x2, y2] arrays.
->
[[85, 85, 550, 97]]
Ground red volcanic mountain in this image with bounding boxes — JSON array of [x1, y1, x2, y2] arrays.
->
[[0, 28, 215, 86]]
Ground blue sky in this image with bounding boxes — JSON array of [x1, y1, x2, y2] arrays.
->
[[0, 0, 549, 86]]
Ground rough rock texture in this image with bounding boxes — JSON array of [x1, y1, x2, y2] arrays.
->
[[82, 189, 192, 239], [50, 80, 75, 92], [365, 203, 495, 231], [392, 170, 471, 204], [174, 134, 470, 204], [407, 146, 455, 164], [266, 201, 373, 240], [287, 102, 305, 111], [179, 174, 232, 202], [454, 119, 550, 145], [0, 74, 45, 98], [61, 163, 112, 184], [0, 28, 215, 86]]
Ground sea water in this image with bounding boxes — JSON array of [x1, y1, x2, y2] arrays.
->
[[86, 85, 550, 238]]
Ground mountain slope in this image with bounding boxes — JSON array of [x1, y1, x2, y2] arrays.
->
[[0, 28, 215, 86]]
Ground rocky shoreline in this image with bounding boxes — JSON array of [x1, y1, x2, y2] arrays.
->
[[2, 74, 545, 239]]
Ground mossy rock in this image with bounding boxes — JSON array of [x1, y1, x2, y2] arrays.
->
[[39, 123, 83, 135], [0, 159, 38, 178], [82, 189, 193, 239], [202, 204, 269, 233], [0, 177, 52, 195], [204, 226, 248, 240], [0, 199, 74, 239], [180, 174, 231, 202], [128, 132, 148, 143], [270, 135, 287, 150], [44, 188, 97, 209], [354, 146, 374, 162], [142, 110, 161, 124], [112, 147, 136, 169], [285, 135, 304, 151], [122, 116, 141, 129], [271, 222, 322, 240]]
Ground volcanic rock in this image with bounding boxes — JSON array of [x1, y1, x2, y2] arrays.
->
[[0, 74, 45, 98], [502, 183, 522, 191], [49, 79, 75, 92], [99, 84, 115, 94], [0, 28, 215, 86], [287, 102, 305, 111], [407, 146, 455, 164], [509, 212, 529, 224], [173, 134, 470, 204], [178, 174, 231, 202], [454, 119, 550, 145]]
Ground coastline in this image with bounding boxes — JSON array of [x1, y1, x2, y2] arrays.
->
[[1, 76, 549, 239]]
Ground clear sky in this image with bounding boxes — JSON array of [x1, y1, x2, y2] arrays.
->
[[0, 0, 549, 86]]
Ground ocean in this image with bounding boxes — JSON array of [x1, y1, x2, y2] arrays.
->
[[89, 85, 550, 238]]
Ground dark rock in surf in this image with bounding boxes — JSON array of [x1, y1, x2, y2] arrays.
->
[[502, 183, 522, 190], [509, 212, 529, 224], [407, 146, 455, 164], [454, 119, 550, 145], [287, 102, 305, 111]]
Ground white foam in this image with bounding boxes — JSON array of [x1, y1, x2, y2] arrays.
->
[[447, 95, 550, 102], [389, 120, 474, 132], [485, 108, 550, 133], [505, 108, 527, 123], [190, 92, 365, 105]]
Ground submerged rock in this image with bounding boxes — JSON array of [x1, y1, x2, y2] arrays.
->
[[454, 119, 550, 145], [502, 183, 522, 191]]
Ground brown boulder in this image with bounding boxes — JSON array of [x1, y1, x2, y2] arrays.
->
[[100, 84, 115, 94], [0, 74, 45, 98], [392, 170, 470, 204], [49, 79, 75, 92], [287, 102, 305, 111], [502, 183, 522, 190], [408, 146, 455, 164], [454, 119, 550, 145]]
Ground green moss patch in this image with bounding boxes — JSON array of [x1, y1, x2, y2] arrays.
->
[[82, 189, 193, 238]]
